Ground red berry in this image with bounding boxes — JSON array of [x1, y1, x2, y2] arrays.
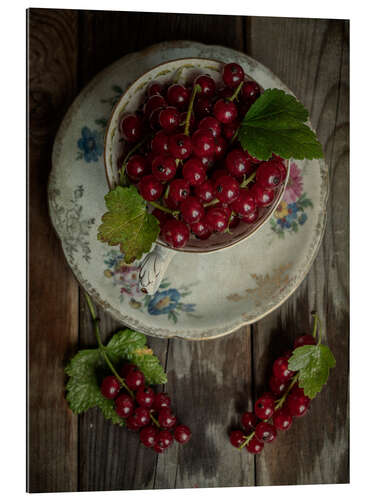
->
[[255, 422, 277, 443], [140, 425, 158, 447], [194, 180, 215, 203], [151, 130, 170, 155], [200, 155, 215, 169], [198, 116, 221, 137], [125, 367, 145, 390], [158, 408, 177, 429], [152, 208, 169, 227], [144, 94, 167, 117], [168, 133, 193, 160], [100, 375, 120, 399], [179, 110, 195, 129], [192, 129, 216, 157], [225, 149, 252, 178], [269, 376, 287, 397], [256, 163, 282, 190], [180, 197, 205, 224], [217, 86, 233, 99], [159, 106, 180, 131], [120, 363, 137, 378], [120, 114, 143, 142], [139, 175, 163, 201], [126, 415, 142, 431], [167, 84, 190, 109], [254, 393, 275, 420], [115, 394, 134, 418], [147, 81, 163, 97], [149, 107, 163, 130], [194, 95, 213, 117], [182, 158, 206, 186], [153, 392, 171, 412], [214, 175, 240, 204], [162, 219, 190, 249], [246, 436, 264, 454], [151, 155, 177, 182], [286, 393, 310, 417], [250, 185, 275, 207], [231, 189, 257, 216], [133, 406, 150, 427], [294, 334, 317, 349], [205, 207, 228, 232], [272, 356, 294, 382], [136, 387, 155, 408], [222, 121, 239, 140], [241, 80, 260, 102], [273, 409, 293, 431], [195, 74, 216, 97], [174, 424, 192, 444], [213, 99, 238, 124], [241, 411, 257, 432], [126, 154, 148, 181], [168, 179, 190, 205], [190, 219, 213, 240], [153, 443, 165, 453], [223, 62, 245, 89], [157, 429, 174, 449], [275, 161, 287, 181], [240, 208, 259, 224], [211, 168, 228, 183], [229, 430, 245, 448]]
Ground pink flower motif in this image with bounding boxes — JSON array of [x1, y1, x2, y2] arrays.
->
[[283, 162, 303, 203]]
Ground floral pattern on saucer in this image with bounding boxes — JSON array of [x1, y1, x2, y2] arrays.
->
[[76, 126, 104, 163]]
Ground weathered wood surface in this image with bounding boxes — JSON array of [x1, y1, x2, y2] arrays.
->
[[28, 9, 349, 492]]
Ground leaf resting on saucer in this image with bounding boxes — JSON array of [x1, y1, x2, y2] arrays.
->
[[238, 88, 324, 161], [98, 185, 160, 264]]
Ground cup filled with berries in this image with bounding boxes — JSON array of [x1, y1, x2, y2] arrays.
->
[[102, 58, 291, 294]]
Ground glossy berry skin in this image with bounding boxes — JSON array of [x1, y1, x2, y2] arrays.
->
[[294, 334, 316, 349], [254, 393, 275, 420], [255, 422, 277, 443], [269, 375, 287, 397], [229, 430, 245, 448], [125, 367, 145, 390], [194, 180, 215, 203], [151, 155, 177, 182], [241, 80, 261, 102], [250, 185, 275, 208], [168, 133, 193, 160], [273, 356, 294, 382], [182, 158, 206, 186], [153, 443, 165, 453], [162, 219, 190, 249], [149, 107, 163, 130], [240, 208, 259, 224], [115, 394, 134, 418], [152, 208, 169, 227], [256, 163, 282, 190], [180, 197, 205, 224], [198, 116, 221, 137], [275, 161, 287, 181], [200, 155, 215, 169], [167, 84, 190, 109], [273, 409, 293, 431], [190, 219, 213, 240], [144, 94, 166, 117], [225, 149, 252, 178], [194, 95, 213, 117], [126, 154, 148, 181], [140, 425, 158, 448], [286, 393, 310, 417], [168, 179, 190, 205], [157, 430, 174, 449], [222, 121, 239, 140], [223, 62, 245, 89], [120, 363, 137, 379], [136, 387, 155, 408], [126, 415, 142, 431], [158, 408, 177, 429], [214, 136, 227, 159], [192, 129, 216, 157], [120, 114, 143, 142], [213, 99, 238, 124], [241, 411, 257, 432], [195, 74, 216, 97], [147, 81, 163, 97], [205, 207, 228, 232], [231, 189, 257, 216], [151, 130, 170, 155], [174, 425, 192, 444], [100, 376, 120, 399], [152, 392, 171, 412], [211, 168, 227, 183], [214, 175, 240, 204], [159, 106, 180, 131], [139, 175, 163, 201], [246, 436, 264, 454], [179, 110, 195, 129], [133, 406, 150, 427]]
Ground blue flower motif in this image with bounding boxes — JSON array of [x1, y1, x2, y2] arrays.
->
[[147, 289, 181, 315], [77, 126, 103, 162], [299, 213, 307, 225], [288, 202, 299, 214]]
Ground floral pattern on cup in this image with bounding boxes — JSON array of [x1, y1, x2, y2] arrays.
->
[[103, 250, 200, 323], [77, 126, 104, 162], [270, 163, 313, 237]]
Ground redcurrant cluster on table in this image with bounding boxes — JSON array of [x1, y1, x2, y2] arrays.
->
[[230, 333, 316, 454], [118, 62, 287, 248], [101, 363, 191, 453]]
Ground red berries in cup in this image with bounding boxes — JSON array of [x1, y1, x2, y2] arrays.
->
[[118, 62, 288, 249]]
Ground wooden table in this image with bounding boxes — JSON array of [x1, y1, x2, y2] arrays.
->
[[28, 9, 349, 492]]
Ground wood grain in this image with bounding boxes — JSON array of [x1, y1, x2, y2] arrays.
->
[[28, 8, 79, 493]]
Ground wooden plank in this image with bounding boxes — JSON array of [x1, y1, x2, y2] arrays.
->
[[247, 18, 349, 485], [28, 8, 79, 493]]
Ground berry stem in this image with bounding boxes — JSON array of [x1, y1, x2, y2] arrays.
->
[[274, 373, 299, 411], [239, 430, 255, 449], [230, 128, 239, 144], [203, 198, 220, 208], [184, 84, 201, 136], [83, 292, 135, 399], [149, 200, 179, 217], [149, 410, 161, 428], [229, 81, 244, 102], [240, 171, 256, 188], [118, 135, 150, 186]]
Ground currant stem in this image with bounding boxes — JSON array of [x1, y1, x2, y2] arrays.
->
[[184, 84, 201, 136], [240, 171, 256, 188], [274, 373, 299, 411], [149, 410, 161, 428], [229, 81, 244, 102], [239, 430, 255, 449], [83, 292, 135, 399], [118, 135, 150, 186], [203, 198, 220, 208], [230, 128, 239, 144], [149, 200, 179, 217]]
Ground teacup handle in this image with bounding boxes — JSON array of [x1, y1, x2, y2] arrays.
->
[[138, 245, 175, 295]]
